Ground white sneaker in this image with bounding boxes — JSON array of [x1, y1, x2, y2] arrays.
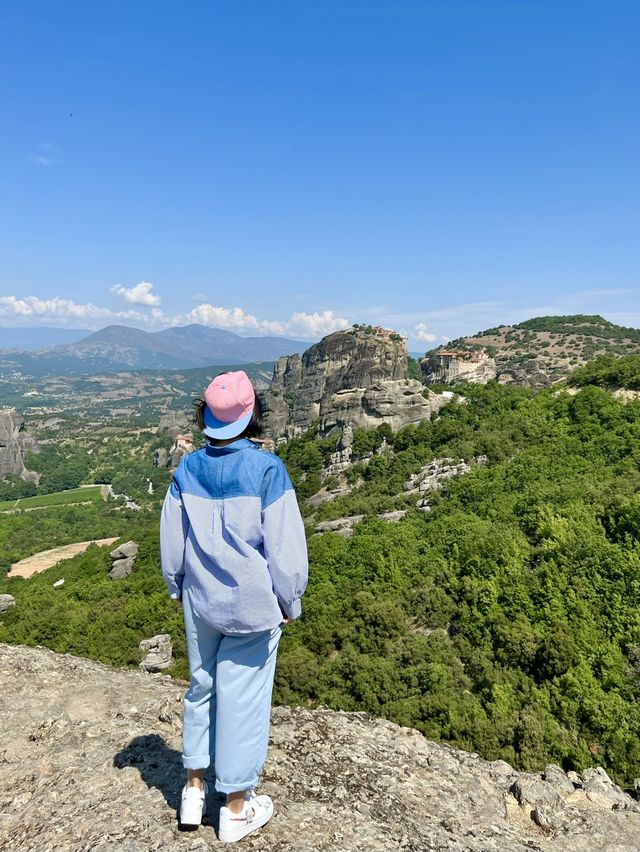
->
[[180, 781, 207, 828], [218, 789, 273, 843]]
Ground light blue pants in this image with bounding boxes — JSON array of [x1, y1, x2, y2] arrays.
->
[[181, 585, 283, 793]]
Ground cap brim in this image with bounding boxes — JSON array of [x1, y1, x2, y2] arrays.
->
[[202, 407, 252, 439]]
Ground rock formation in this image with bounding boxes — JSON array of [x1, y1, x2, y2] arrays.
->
[[152, 447, 169, 469], [155, 412, 196, 468], [424, 350, 557, 388], [495, 356, 554, 388], [403, 456, 487, 511], [314, 515, 365, 537], [139, 634, 173, 672], [314, 510, 409, 537], [154, 412, 195, 470], [423, 349, 498, 385], [168, 434, 195, 468], [157, 411, 191, 440], [1, 642, 639, 851], [0, 409, 39, 482], [321, 379, 451, 434], [322, 423, 354, 479], [261, 326, 453, 439], [0, 594, 15, 613], [108, 540, 139, 579], [110, 541, 139, 560]]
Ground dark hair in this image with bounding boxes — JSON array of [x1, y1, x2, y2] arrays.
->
[[194, 394, 264, 443]]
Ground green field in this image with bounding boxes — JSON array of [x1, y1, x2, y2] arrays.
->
[[0, 485, 104, 511]]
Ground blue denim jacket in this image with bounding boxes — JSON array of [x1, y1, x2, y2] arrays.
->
[[160, 439, 308, 633]]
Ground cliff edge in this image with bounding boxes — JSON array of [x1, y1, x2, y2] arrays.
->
[[1, 643, 639, 852], [0, 409, 39, 482]]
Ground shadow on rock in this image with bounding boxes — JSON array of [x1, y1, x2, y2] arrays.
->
[[113, 734, 221, 829]]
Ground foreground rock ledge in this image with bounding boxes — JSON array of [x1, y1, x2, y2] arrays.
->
[[0, 644, 639, 852]]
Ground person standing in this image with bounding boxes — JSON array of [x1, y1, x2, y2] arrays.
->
[[160, 370, 308, 843]]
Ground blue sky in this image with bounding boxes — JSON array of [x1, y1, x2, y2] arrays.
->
[[0, 0, 638, 348]]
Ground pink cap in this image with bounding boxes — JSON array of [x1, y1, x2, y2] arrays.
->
[[202, 370, 256, 439]]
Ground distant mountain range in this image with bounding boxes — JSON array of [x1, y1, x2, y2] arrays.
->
[[0, 327, 92, 351], [0, 324, 309, 377]]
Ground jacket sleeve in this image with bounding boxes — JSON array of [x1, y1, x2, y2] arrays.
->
[[160, 476, 189, 599], [261, 459, 309, 620]]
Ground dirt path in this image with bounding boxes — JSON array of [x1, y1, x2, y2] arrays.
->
[[8, 538, 120, 578], [0, 501, 95, 515]]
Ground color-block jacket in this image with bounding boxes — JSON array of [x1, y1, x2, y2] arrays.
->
[[160, 438, 308, 634]]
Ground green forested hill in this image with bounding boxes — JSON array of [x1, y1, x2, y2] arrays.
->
[[568, 354, 640, 390], [423, 314, 640, 385], [445, 314, 640, 357], [275, 370, 640, 786], [517, 314, 640, 342], [2, 362, 640, 786]]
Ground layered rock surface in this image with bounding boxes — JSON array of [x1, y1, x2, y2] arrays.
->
[[1, 643, 639, 852], [0, 409, 39, 481], [158, 412, 191, 440], [139, 634, 173, 672], [321, 380, 451, 433], [108, 540, 139, 579], [155, 413, 195, 468], [261, 327, 450, 438]]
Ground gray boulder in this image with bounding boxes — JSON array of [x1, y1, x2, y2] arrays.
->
[[377, 510, 407, 522], [0, 594, 16, 613], [314, 515, 364, 537], [404, 457, 472, 495], [108, 557, 134, 580], [582, 766, 634, 809], [109, 540, 139, 560], [139, 634, 173, 672]]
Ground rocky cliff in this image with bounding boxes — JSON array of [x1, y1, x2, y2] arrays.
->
[[154, 412, 196, 469], [262, 326, 449, 438], [0, 409, 39, 481], [1, 643, 639, 852]]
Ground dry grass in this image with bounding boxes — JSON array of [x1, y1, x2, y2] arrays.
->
[[8, 537, 119, 578]]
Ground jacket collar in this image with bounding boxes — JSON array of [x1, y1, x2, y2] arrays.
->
[[204, 438, 258, 456]]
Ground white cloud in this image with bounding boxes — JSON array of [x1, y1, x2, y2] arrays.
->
[[0, 296, 145, 326], [286, 310, 350, 338], [413, 322, 437, 343], [172, 304, 349, 339], [111, 281, 161, 307], [0, 293, 351, 339], [180, 303, 278, 333]]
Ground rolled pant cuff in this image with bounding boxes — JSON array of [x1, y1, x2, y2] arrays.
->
[[215, 775, 259, 794], [182, 755, 211, 770]]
